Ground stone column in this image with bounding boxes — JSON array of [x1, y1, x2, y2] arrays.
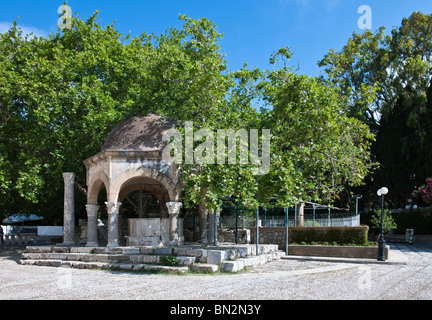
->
[[198, 202, 208, 244], [106, 201, 121, 247], [166, 202, 182, 244], [296, 202, 305, 227], [61, 172, 76, 245], [85, 204, 99, 247], [208, 210, 220, 246]]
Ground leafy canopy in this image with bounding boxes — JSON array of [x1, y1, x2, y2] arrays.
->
[[0, 11, 374, 222]]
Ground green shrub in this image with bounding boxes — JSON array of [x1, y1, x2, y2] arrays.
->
[[289, 226, 369, 246], [159, 255, 178, 266]]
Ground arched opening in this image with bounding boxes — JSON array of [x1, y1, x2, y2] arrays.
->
[[115, 175, 180, 246], [118, 176, 171, 219]]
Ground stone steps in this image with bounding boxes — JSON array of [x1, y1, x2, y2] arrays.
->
[[20, 243, 285, 273], [19, 259, 190, 274]]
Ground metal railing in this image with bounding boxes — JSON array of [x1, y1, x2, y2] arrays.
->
[[183, 212, 360, 229]]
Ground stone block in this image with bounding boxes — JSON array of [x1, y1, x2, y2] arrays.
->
[[237, 247, 248, 258], [121, 247, 140, 255], [186, 249, 204, 258], [148, 218, 161, 236], [140, 247, 155, 254], [177, 256, 196, 266], [189, 264, 219, 273], [225, 249, 239, 260], [160, 218, 170, 236], [141, 255, 159, 264], [71, 247, 96, 254], [116, 264, 134, 271], [104, 247, 123, 254], [26, 246, 53, 253], [52, 247, 71, 253], [48, 253, 68, 260], [66, 253, 85, 261], [173, 247, 188, 256], [155, 247, 173, 255], [207, 250, 225, 265], [221, 260, 244, 272], [22, 253, 41, 260]]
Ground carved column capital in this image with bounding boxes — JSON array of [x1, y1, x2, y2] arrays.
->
[[62, 172, 76, 184], [105, 201, 122, 215], [166, 202, 182, 215], [85, 204, 99, 217]]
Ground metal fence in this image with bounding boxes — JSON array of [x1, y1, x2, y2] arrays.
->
[[184, 212, 360, 229], [260, 213, 360, 227]]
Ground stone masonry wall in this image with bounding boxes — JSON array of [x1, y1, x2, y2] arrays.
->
[[249, 227, 288, 251]]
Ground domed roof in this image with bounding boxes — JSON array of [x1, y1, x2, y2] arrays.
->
[[101, 114, 177, 152]]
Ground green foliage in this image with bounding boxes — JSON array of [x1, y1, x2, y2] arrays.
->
[[412, 178, 432, 205], [0, 10, 374, 223], [362, 208, 432, 234], [290, 226, 369, 246], [257, 49, 375, 209], [369, 209, 397, 234], [159, 255, 178, 267], [319, 12, 432, 207], [0, 12, 232, 222]]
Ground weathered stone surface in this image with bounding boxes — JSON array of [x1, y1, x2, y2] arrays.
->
[[189, 264, 219, 273], [70, 247, 96, 254], [186, 249, 204, 257], [106, 201, 121, 247], [286, 244, 389, 259], [85, 204, 99, 247], [20, 243, 285, 273], [66, 253, 86, 261], [139, 247, 154, 254], [62, 172, 76, 245], [52, 247, 72, 253], [25, 246, 53, 253], [155, 247, 173, 255], [221, 260, 245, 272], [121, 247, 140, 255], [207, 250, 225, 265], [177, 256, 196, 266]]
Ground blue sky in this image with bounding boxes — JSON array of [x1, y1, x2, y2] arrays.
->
[[1, 1, 432, 77]]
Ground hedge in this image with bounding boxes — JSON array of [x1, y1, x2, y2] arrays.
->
[[289, 225, 369, 246]]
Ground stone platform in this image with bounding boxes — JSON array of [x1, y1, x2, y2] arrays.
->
[[19, 243, 285, 273]]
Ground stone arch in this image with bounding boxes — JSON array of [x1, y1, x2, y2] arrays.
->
[[108, 167, 179, 203], [118, 178, 168, 203], [87, 171, 109, 205]]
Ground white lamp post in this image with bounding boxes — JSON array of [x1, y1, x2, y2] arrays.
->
[[377, 187, 388, 261]]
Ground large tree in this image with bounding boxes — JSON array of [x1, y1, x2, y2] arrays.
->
[[0, 12, 231, 223], [0, 11, 374, 226], [181, 48, 375, 213], [318, 12, 432, 208], [256, 48, 374, 209]]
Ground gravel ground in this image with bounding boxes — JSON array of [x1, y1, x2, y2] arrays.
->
[[1, 244, 432, 300]]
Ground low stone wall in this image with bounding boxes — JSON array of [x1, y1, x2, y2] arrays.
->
[[249, 227, 289, 250], [183, 228, 251, 244], [287, 244, 388, 259]]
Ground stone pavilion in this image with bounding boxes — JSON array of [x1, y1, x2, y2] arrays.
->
[[61, 114, 184, 247]]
